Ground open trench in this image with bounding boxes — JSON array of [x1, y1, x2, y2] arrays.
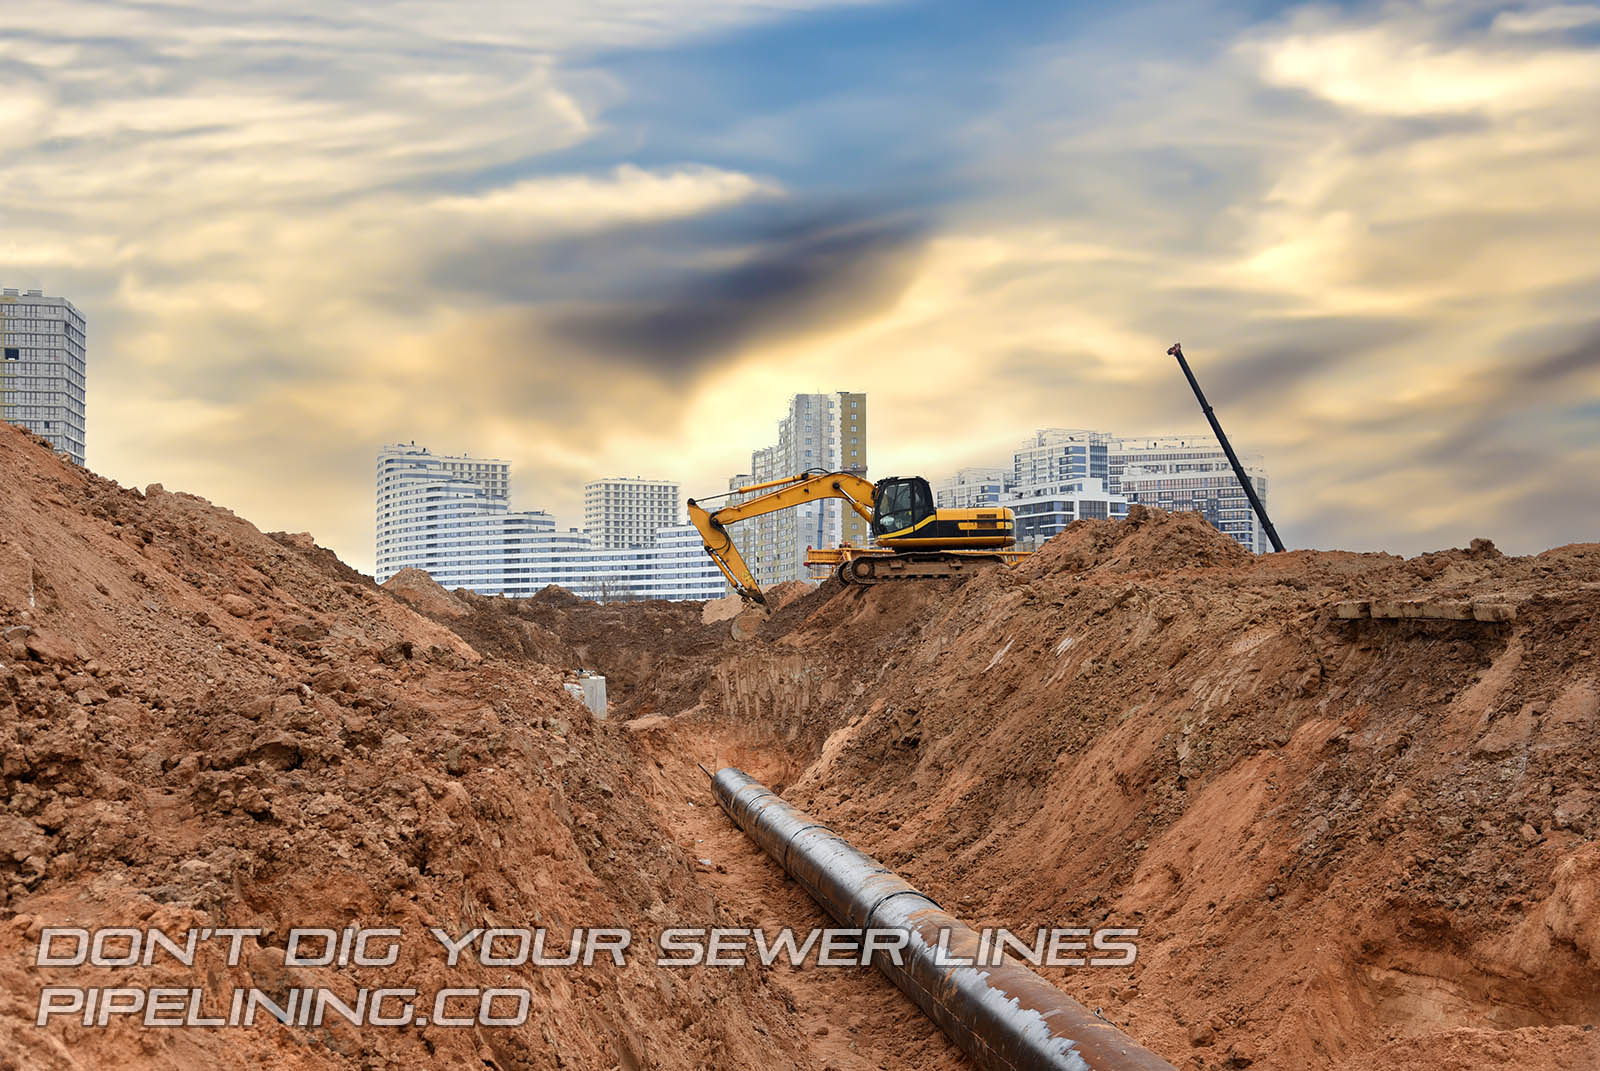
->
[[584, 580, 1600, 1071], [626, 712, 972, 1071], [582, 583, 1171, 1071], [383, 578, 1000, 1068]]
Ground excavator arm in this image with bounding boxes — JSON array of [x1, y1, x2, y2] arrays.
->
[[688, 471, 876, 606]]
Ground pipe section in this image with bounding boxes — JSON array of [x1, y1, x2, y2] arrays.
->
[[711, 767, 1175, 1071]]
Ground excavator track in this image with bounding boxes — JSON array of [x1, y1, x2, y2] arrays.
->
[[835, 551, 1011, 586]]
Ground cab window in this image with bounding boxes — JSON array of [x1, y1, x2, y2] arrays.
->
[[876, 482, 914, 534]]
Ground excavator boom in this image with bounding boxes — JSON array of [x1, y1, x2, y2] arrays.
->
[[688, 471, 876, 605]]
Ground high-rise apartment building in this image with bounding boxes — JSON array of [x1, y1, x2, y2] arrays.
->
[[735, 391, 866, 587], [838, 393, 869, 549], [721, 472, 760, 585], [0, 288, 87, 466], [437, 454, 510, 500], [375, 443, 519, 585], [1011, 428, 1111, 491], [583, 477, 680, 549], [375, 443, 723, 601]]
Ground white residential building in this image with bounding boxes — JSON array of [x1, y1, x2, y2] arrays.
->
[[535, 523, 728, 602], [933, 466, 1009, 510], [733, 391, 867, 587], [940, 428, 1271, 553], [1003, 478, 1129, 549], [1011, 428, 1112, 491], [560, 524, 728, 602], [1113, 435, 1268, 552], [1, 287, 87, 466], [375, 443, 724, 601], [980, 429, 1129, 548], [584, 477, 680, 549]]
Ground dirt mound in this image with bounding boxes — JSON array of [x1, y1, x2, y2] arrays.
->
[[381, 566, 471, 618], [702, 592, 744, 624], [400, 588, 579, 667], [530, 584, 587, 607], [765, 579, 816, 609], [704, 579, 814, 627], [0, 421, 814, 1070], [1031, 503, 1253, 574]]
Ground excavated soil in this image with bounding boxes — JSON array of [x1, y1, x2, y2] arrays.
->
[[7, 414, 1600, 1070]]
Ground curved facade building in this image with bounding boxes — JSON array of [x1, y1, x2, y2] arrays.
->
[[375, 443, 725, 601]]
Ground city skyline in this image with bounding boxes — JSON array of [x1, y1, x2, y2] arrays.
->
[[5, 1, 1598, 574], [933, 427, 1270, 551], [371, 390, 858, 591], [373, 421, 1266, 553]]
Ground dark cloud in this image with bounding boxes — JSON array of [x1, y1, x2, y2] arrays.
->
[[549, 212, 925, 372], [1409, 320, 1600, 465], [1008, 305, 1420, 411], [428, 202, 929, 381], [1279, 319, 1600, 555], [1498, 461, 1600, 550], [1523, 324, 1600, 384], [1201, 315, 1424, 404]]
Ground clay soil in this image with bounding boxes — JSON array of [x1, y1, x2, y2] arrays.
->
[[5, 417, 1600, 1070]]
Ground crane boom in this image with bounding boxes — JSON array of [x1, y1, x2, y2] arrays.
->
[[1167, 342, 1285, 553]]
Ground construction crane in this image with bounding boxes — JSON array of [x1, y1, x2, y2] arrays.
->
[[1167, 341, 1285, 552], [688, 471, 1018, 606]]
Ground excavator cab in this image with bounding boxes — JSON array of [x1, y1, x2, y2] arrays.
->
[[871, 477, 935, 538]]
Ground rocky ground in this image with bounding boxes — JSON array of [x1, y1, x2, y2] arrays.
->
[[5, 415, 1598, 1070]]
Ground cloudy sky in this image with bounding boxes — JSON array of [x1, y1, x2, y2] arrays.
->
[[5, 0, 1599, 570]]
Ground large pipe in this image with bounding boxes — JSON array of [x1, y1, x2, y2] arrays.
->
[[710, 768, 1175, 1071]]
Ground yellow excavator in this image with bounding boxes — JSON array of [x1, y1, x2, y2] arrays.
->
[[688, 471, 1019, 606]]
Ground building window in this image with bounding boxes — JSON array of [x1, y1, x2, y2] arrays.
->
[[3, 348, 16, 360]]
